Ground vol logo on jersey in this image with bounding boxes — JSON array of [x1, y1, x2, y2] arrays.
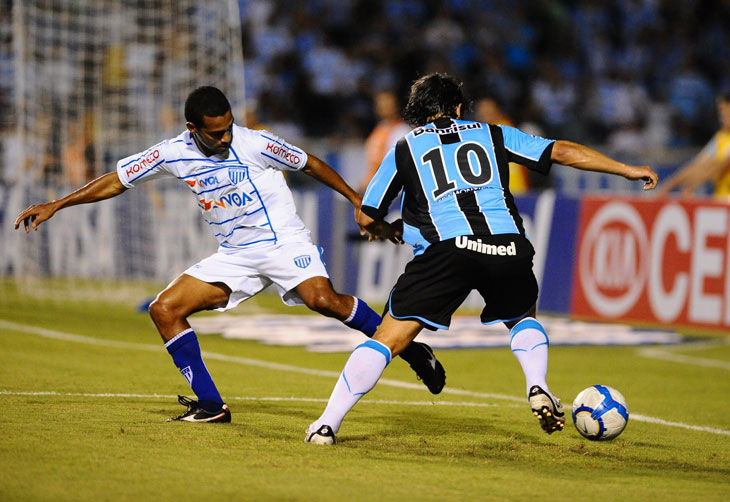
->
[[185, 175, 220, 189], [198, 190, 255, 211]]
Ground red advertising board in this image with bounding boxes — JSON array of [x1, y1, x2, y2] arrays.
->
[[572, 196, 730, 332]]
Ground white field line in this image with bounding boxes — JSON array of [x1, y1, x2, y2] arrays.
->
[[0, 390, 515, 408], [637, 347, 730, 370], [0, 319, 521, 402], [2, 390, 729, 436], [2, 319, 729, 437], [630, 414, 730, 436]]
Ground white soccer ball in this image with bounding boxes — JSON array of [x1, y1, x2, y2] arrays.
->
[[571, 385, 629, 440]]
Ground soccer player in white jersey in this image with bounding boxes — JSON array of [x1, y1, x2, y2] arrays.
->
[[305, 73, 658, 445], [15, 86, 445, 422]]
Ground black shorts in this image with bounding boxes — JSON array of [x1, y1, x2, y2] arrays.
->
[[385, 234, 538, 330]]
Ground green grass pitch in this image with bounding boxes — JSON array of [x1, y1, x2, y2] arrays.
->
[[1, 279, 729, 501]]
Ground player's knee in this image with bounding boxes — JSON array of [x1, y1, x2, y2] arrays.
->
[[148, 296, 180, 325], [305, 291, 338, 316]]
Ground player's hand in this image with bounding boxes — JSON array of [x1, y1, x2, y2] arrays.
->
[[362, 220, 403, 244], [624, 165, 658, 191], [355, 207, 368, 237], [14, 201, 58, 233]]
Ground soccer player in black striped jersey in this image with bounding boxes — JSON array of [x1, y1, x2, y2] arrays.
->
[[305, 73, 657, 444]]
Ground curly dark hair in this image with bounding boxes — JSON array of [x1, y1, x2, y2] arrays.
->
[[185, 86, 231, 127], [403, 73, 467, 127]]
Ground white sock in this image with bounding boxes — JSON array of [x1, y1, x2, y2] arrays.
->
[[312, 339, 391, 433], [510, 317, 550, 396]]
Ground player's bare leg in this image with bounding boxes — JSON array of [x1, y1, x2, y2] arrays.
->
[[149, 273, 232, 422], [294, 276, 355, 320], [306, 314, 423, 444], [149, 273, 231, 341], [295, 277, 446, 393], [373, 314, 423, 356], [505, 305, 564, 434]]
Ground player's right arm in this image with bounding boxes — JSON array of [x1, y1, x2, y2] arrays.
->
[[551, 140, 658, 191], [14, 172, 127, 233], [358, 143, 405, 244], [654, 135, 729, 198], [654, 152, 712, 197]]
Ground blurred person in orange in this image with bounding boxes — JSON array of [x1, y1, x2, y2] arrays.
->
[[475, 95, 530, 193], [359, 90, 411, 191], [656, 92, 730, 200]]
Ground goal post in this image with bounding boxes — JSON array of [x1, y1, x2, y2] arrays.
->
[[2, 0, 246, 292]]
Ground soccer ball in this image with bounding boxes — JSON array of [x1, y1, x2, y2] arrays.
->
[[571, 385, 629, 440]]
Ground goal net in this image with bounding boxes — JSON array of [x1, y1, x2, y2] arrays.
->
[[1, 0, 246, 300]]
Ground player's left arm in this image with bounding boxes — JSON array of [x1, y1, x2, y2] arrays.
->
[[551, 140, 658, 191]]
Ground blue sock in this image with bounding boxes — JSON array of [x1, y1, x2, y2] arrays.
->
[[342, 297, 381, 337], [165, 329, 223, 411]]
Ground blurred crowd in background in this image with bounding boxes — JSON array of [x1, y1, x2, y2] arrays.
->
[[1, 0, 730, 189], [240, 0, 730, 155]]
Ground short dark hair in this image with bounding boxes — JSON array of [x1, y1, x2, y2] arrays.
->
[[403, 73, 466, 127], [719, 91, 730, 103], [185, 86, 231, 127]]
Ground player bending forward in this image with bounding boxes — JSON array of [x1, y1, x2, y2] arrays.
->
[[305, 73, 658, 444], [15, 86, 445, 423]]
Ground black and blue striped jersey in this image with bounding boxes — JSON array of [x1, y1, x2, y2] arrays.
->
[[361, 118, 555, 255]]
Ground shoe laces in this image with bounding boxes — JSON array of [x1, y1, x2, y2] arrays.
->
[[177, 395, 198, 409]]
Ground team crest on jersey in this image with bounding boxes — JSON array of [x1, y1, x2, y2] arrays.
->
[[228, 167, 248, 185], [181, 366, 193, 385], [293, 255, 311, 269]]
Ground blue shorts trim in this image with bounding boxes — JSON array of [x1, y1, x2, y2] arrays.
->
[[387, 289, 449, 331]]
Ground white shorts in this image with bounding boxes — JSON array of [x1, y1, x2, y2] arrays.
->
[[184, 240, 330, 311]]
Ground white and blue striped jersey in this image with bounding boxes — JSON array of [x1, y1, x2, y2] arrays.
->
[[116, 124, 310, 251], [362, 118, 555, 256]]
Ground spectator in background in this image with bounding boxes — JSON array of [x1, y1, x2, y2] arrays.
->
[[529, 62, 577, 138], [243, 99, 268, 131], [474, 95, 529, 193], [61, 110, 97, 186], [588, 69, 648, 139], [668, 57, 715, 142], [233, 1, 729, 150], [656, 92, 730, 199], [607, 118, 645, 160], [359, 90, 411, 191]]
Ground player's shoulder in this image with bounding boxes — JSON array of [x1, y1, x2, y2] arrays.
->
[[123, 136, 173, 165], [154, 131, 191, 157], [246, 126, 297, 148], [232, 123, 257, 138], [230, 124, 273, 148], [232, 124, 282, 140]]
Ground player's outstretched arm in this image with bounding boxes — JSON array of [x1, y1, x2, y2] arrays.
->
[[551, 140, 658, 191], [672, 153, 730, 198], [301, 153, 362, 208], [655, 151, 714, 197], [14, 172, 127, 233]]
